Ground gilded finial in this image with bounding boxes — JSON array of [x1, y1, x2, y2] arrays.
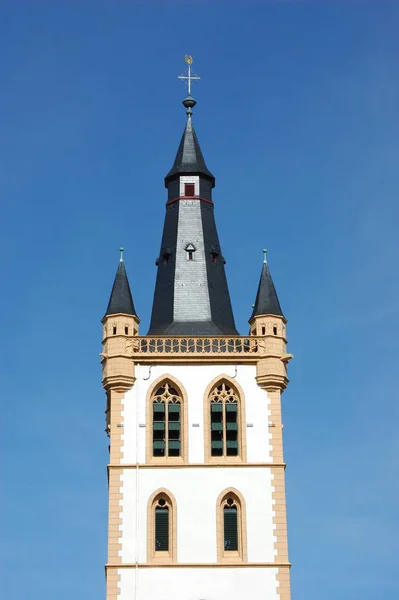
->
[[178, 55, 200, 117], [120, 247, 124, 262], [263, 249, 267, 264]]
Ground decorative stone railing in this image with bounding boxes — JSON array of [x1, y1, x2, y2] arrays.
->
[[123, 336, 273, 362]]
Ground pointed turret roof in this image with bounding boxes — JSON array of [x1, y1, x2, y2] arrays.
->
[[250, 251, 284, 320], [105, 251, 137, 317], [165, 117, 215, 186]]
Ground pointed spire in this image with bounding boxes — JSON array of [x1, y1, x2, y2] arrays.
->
[[105, 250, 137, 317], [148, 58, 236, 335], [250, 251, 284, 320], [165, 56, 214, 187], [164, 119, 215, 186]]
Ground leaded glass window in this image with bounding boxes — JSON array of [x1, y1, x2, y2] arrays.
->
[[210, 382, 239, 457], [152, 383, 181, 457]]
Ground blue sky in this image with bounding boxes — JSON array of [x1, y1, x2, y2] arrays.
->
[[1, 1, 398, 598]]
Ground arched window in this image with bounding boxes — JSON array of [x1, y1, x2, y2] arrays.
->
[[147, 377, 188, 463], [152, 382, 182, 457], [216, 489, 247, 562], [223, 497, 238, 551], [155, 497, 170, 551], [210, 382, 239, 457], [147, 490, 177, 563], [204, 377, 246, 463]]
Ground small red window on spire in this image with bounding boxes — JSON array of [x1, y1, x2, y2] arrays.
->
[[184, 183, 195, 197]]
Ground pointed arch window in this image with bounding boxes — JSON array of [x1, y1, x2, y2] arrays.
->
[[152, 382, 181, 457], [210, 382, 239, 457], [217, 489, 247, 562], [224, 497, 238, 551], [155, 497, 169, 551], [147, 490, 177, 563]]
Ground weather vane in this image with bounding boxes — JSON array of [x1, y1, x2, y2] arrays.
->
[[178, 55, 200, 96]]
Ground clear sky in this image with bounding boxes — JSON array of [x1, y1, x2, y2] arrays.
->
[[1, 1, 398, 599]]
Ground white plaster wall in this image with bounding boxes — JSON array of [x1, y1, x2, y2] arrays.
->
[[119, 467, 276, 564], [121, 364, 273, 465], [180, 175, 200, 196], [116, 364, 279, 600], [118, 566, 280, 600]]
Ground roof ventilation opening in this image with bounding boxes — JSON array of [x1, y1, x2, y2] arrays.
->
[[185, 243, 196, 261]]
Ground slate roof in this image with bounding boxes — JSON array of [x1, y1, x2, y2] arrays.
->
[[250, 260, 284, 320], [148, 118, 237, 336], [164, 119, 215, 186], [105, 260, 137, 317]]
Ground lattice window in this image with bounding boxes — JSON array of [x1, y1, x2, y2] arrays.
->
[[210, 382, 239, 457], [152, 382, 182, 457], [223, 497, 238, 551]]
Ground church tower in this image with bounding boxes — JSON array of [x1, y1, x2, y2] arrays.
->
[[101, 58, 293, 600]]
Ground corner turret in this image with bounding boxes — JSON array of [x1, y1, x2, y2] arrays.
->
[[101, 249, 140, 394], [249, 251, 292, 391]]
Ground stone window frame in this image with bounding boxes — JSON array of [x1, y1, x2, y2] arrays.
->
[[147, 489, 177, 564], [203, 375, 247, 464], [146, 375, 189, 464], [216, 488, 247, 563]]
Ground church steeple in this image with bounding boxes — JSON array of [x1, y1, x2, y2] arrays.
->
[[148, 59, 237, 335], [102, 58, 293, 600]]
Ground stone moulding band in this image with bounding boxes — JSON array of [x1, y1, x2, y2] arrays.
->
[[105, 562, 291, 569], [166, 196, 214, 206]]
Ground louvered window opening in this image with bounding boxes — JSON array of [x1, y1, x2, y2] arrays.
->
[[224, 498, 238, 551], [153, 383, 181, 457], [155, 499, 169, 551], [210, 382, 239, 456]]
